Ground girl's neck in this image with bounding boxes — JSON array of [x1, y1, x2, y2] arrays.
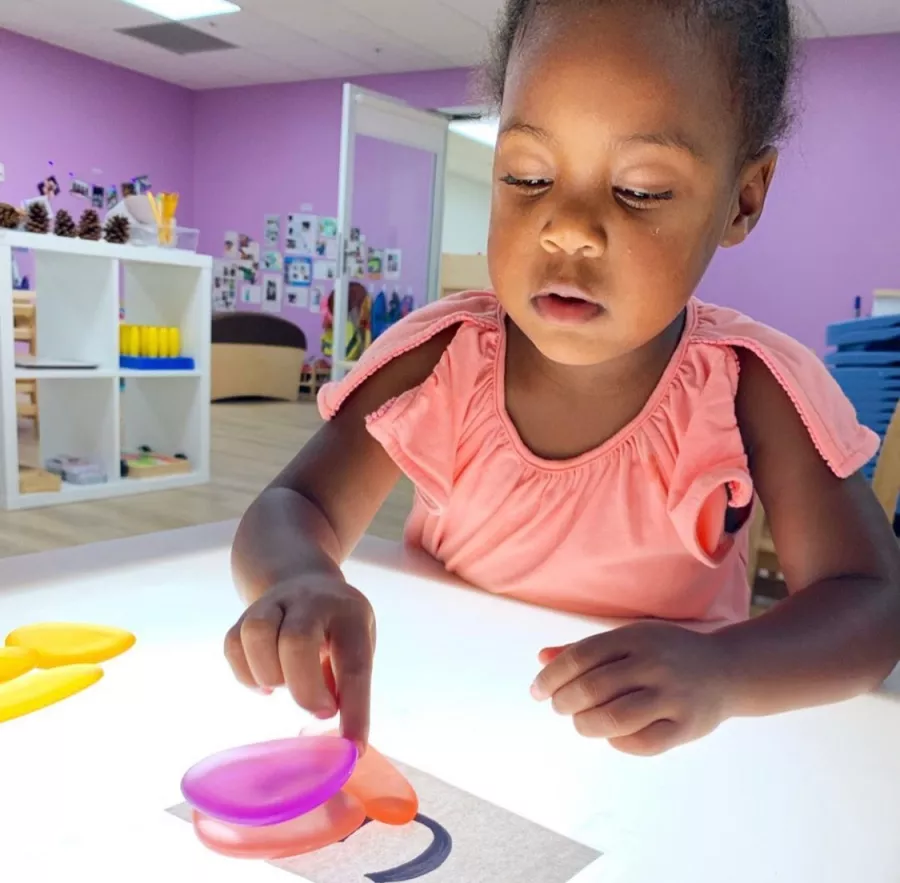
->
[[503, 308, 689, 462], [508, 309, 688, 401]]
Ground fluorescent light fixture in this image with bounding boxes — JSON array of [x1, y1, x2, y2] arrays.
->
[[449, 118, 500, 149], [121, 0, 241, 21]]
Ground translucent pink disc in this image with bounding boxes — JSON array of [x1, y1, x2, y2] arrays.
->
[[192, 790, 366, 860], [181, 735, 358, 827]]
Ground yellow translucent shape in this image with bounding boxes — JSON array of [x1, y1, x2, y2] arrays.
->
[[6, 623, 136, 668], [0, 665, 103, 723], [0, 647, 37, 683]]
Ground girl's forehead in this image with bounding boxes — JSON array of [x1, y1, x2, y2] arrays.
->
[[501, 3, 736, 152]]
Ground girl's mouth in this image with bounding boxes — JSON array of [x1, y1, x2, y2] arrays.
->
[[531, 288, 604, 325]]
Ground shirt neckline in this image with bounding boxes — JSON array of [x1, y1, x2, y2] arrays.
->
[[491, 299, 698, 472]]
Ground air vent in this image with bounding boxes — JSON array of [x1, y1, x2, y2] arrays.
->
[[118, 22, 236, 55]]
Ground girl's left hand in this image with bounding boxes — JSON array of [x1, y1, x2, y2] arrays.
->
[[531, 622, 731, 756]]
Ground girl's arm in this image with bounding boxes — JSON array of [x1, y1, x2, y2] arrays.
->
[[720, 349, 900, 716], [231, 326, 457, 605]]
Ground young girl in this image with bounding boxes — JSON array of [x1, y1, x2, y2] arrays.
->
[[226, 0, 900, 757]]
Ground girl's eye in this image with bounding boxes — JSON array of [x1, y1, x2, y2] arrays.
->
[[615, 188, 674, 210], [500, 174, 553, 192]]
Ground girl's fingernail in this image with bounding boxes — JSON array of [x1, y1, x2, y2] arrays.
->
[[254, 686, 274, 695], [530, 681, 546, 701], [314, 706, 336, 720]]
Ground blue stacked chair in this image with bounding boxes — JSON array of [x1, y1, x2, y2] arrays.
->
[[825, 315, 900, 522]]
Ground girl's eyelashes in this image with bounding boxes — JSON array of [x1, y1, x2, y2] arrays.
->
[[500, 174, 553, 192], [615, 188, 675, 210], [500, 175, 675, 210]]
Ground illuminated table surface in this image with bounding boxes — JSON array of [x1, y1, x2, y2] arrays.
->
[[0, 521, 899, 883]]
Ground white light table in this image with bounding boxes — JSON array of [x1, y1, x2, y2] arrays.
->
[[0, 522, 899, 882]]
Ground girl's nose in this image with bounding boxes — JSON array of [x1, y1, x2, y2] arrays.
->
[[539, 205, 606, 259]]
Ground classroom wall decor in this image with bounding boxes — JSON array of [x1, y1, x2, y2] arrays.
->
[[4, 25, 900, 355]]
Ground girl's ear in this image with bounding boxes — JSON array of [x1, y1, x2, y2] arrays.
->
[[721, 148, 778, 248]]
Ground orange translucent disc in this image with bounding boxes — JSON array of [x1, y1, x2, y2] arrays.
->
[[318, 730, 418, 826], [192, 790, 366, 860]]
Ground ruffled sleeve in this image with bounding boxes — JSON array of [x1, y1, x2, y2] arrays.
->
[[666, 343, 754, 567], [693, 302, 881, 478], [317, 291, 500, 513]]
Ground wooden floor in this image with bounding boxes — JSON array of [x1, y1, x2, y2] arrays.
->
[[0, 402, 414, 558]]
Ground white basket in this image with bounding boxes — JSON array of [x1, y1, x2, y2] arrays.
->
[[130, 221, 200, 252]]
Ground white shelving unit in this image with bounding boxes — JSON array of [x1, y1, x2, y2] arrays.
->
[[0, 230, 212, 510]]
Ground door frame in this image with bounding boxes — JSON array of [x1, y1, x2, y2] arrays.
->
[[332, 84, 449, 381]]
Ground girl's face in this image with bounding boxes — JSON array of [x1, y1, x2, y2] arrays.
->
[[488, 1, 776, 367]]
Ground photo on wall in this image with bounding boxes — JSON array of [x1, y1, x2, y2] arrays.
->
[[240, 260, 259, 284], [285, 255, 313, 288], [224, 231, 239, 259], [264, 251, 284, 272], [264, 214, 281, 246], [385, 249, 402, 280], [286, 213, 317, 256], [70, 178, 90, 199], [318, 216, 338, 239], [91, 185, 105, 209], [262, 273, 283, 313], [239, 235, 260, 262], [241, 284, 261, 305], [286, 286, 309, 309], [314, 260, 337, 281], [316, 237, 339, 260], [368, 249, 384, 280], [310, 284, 326, 314]]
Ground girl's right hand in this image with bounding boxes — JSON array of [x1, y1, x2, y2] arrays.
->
[[224, 577, 376, 750]]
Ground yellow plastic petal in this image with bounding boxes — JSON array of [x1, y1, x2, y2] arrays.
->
[[0, 647, 37, 683], [6, 623, 136, 668], [0, 665, 103, 723]]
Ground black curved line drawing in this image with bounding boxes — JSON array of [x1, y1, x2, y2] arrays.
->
[[365, 814, 452, 882]]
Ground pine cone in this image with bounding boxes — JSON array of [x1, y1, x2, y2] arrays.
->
[[53, 209, 77, 238], [25, 201, 50, 234], [104, 215, 130, 245], [77, 209, 102, 241], [0, 202, 21, 229]]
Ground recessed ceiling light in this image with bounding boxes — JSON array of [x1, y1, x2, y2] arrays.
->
[[121, 0, 240, 21]]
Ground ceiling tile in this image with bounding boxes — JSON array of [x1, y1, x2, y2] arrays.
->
[[24, 0, 159, 28], [806, 0, 900, 36], [791, 0, 829, 38], [436, 0, 505, 29], [336, 0, 489, 62], [245, 0, 454, 72], [192, 10, 382, 77]]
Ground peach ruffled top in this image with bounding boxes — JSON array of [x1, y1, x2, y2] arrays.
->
[[320, 292, 879, 625]]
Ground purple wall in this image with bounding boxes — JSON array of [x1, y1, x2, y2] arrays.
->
[[192, 69, 472, 355], [2, 26, 897, 357], [0, 29, 195, 224], [698, 34, 900, 351]]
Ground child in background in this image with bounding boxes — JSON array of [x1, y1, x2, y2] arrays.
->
[[226, 0, 900, 757]]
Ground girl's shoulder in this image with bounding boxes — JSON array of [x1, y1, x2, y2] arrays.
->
[[685, 300, 879, 479]]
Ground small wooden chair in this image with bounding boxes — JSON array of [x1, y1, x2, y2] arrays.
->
[[873, 400, 900, 525], [13, 293, 38, 433]]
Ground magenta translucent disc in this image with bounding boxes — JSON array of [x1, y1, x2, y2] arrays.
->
[[180, 735, 358, 827]]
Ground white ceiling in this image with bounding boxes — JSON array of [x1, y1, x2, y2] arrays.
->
[[0, 0, 898, 90]]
